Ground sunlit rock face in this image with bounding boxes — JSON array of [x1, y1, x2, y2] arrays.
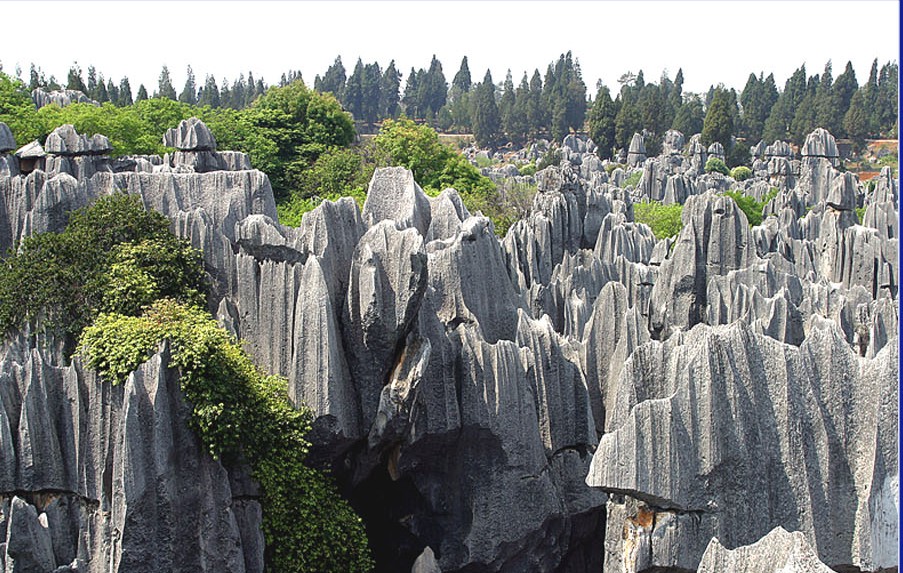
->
[[0, 121, 896, 573]]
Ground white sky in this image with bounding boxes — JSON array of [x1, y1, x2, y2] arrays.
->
[[1, 1, 899, 97]]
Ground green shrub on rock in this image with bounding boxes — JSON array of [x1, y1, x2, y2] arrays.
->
[[78, 300, 374, 572], [704, 157, 730, 175], [730, 165, 753, 181]]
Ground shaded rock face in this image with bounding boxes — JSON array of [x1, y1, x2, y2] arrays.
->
[[0, 340, 260, 573], [0, 125, 897, 573]]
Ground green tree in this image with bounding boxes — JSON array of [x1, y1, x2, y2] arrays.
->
[[0, 72, 43, 144], [179, 65, 197, 105], [67, 63, 87, 92], [0, 194, 206, 344], [763, 64, 807, 143], [587, 83, 617, 158], [198, 75, 220, 108], [246, 80, 355, 199], [380, 60, 401, 118], [157, 65, 177, 100], [315, 56, 346, 100], [702, 86, 735, 149], [452, 56, 472, 93], [136, 84, 149, 102], [671, 94, 704, 137], [471, 69, 502, 148], [118, 77, 133, 106], [843, 89, 870, 146]]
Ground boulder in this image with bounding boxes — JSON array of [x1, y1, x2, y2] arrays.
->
[[163, 117, 217, 151]]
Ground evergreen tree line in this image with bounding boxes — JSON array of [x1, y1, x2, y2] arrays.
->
[[21, 63, 289, 111], [7, 56, 898, 156], [587, 59, 898, 161], [315, 52, 588, 148]]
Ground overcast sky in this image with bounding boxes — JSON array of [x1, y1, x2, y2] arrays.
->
[[1, 1, 899, 97]]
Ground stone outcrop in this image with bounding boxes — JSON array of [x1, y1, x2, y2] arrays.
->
[[0, 123, 896, 573], [698, 527, 835, 573], [0, 340, 260, 572], [31, 88, 98, 109]]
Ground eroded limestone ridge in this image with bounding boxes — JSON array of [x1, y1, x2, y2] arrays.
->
[[0, 119, 897, 573]]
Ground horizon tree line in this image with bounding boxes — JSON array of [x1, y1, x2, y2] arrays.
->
[[4, 55, 898, 157]]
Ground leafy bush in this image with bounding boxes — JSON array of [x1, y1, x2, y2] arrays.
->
[[78, 300, 374, 572], [473, 154, 494, 169], [624, 170, 643, 188], [730, 165, 753, 181], [470, 180, 538, 237], [704, 157, 730, 175], [518, 161, 537, 177], [374, 117, 495, 197], [855, 206, 866, 224], [537, 149, 561, 170], [633, 201, 684, 239], [723, 189, 773, 226], [0, 194, 205, 342]]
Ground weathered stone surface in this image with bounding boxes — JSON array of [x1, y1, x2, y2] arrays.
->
[[588, 322, 898, 572], [698, 527, 834, 573], [800, 127, 840, 163], [627, 133, 646, 167], [661, 130, 684, 155], [0, 122, 15, 153], [44, 125, 111, 156], [0, 340, 259, 572], [163, 117, 217, 151], [0, 121, 897, 573], [31, 89, 98, 110], [363, 167, 432, 237]]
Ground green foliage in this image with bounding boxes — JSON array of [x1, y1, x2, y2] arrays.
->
[[855, 206, 866, 224], [277, 187, 368, 228], [704, 157, 730, 175], [723, 189, 775, 226], [517, 161, 537, 177], [474, 154, 495, 169], [469, 180, 538, 237], [624, 170, 643, 187], [0, 73, 43, 144], [702, 86, 736, 149], [537, 149, 561, 170], [633, 201, 684, 239], [374, 118, 494, 198], [78, 300, 373, 572], [604, 162, 625, 175], [0, 194, 205, 342], [587, 84, 617, 159], [730, 165, 753, 181]]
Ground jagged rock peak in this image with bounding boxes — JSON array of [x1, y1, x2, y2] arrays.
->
[[707, 141, 725, 159], [698, 527, 834, 573], [362, 166, 432, 236], [31, 88, 98, 109], [627, 133, 647, 166], [800, 128, 839, 161], [44, 124, 112, 156], [764, 140, 793, 158], [163, 117, 218, 151], [662, 130, 685, 155], [0, 122, 15, 153]]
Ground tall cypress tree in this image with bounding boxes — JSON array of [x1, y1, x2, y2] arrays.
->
[[452, 56, 472, 93], [118, 77, 133, 106], [702, 85, 735, 149], [587, 83, 617, 158], [380, 60, 401, 119], [198, 75, 220, 108], [157, 66, 177, 100], [179, 65, 197, 105], [471, 69, 501, 148]]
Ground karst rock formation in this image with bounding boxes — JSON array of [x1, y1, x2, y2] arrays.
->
[[0, 120, 897, 573]]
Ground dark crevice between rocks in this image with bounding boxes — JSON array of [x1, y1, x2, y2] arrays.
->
[[340, 455, 440, 573], [0, 489, 100, 512]]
